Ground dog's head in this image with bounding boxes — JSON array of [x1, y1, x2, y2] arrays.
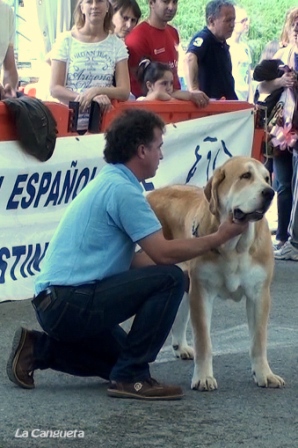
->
[[204, 156, 274, 223]]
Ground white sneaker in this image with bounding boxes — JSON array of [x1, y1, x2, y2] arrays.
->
[[274, 241, 298, 261], [272, 239, 286, 251]]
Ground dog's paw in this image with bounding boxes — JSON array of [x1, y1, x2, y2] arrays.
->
[[172, 344, 194, 360], [191, 376, 218, 391], [253, 371, 285, 388]]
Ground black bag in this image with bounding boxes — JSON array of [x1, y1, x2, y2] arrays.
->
[[3, 96, 57, 162], [253, 59, 284, 82]]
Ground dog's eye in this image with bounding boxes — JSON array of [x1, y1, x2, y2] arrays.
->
[[265, 176, 270, 183], [240, 172, 251, 179]]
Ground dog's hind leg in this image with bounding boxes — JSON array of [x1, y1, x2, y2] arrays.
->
[[246, 287, 285, 388], [171, 293, 194, 359]]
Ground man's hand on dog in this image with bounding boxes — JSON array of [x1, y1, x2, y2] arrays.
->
[[217, 216, 249, 243]]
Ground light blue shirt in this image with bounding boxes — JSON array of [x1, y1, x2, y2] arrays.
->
[[35, 164, 162, 294]]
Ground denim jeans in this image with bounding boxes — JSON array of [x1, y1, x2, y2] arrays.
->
[[32, 265, 185, 382], [273, 150, 293, 242], [289, 149, 298, 248]]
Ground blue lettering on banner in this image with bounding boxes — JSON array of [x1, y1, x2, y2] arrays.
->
[[0, 243, 49, 284], [186, 145, 202, 184], [6, 164, 98, 210], [0, 176, 4, 190], [221, 140, 233, 158], [205, 139, 233, 181], [186, 137, 233, 184], [7, 173, 27, 209]]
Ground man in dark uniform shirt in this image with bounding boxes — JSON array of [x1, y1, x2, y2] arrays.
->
[[185, 0, 237, 100]]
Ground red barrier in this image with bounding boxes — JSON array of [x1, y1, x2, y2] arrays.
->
[[101, 99, 252, 129], [23, 84, 37, 97], [0, 99, 264, 161]]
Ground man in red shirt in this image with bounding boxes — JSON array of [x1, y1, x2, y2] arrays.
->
[[125, 0, 181, 98], [126, 0, 209, 107]]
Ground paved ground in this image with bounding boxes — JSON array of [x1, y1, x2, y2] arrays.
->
[[1, 201, 298, 448]]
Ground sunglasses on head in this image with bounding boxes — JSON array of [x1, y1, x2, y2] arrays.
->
[[236, 17, 249, 24]]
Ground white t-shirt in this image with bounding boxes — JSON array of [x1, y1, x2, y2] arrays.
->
[[274, 45, 296, 68], [229, 41, 252, 101], [0, 2, 15, 73], [51, 32, 128, 130]]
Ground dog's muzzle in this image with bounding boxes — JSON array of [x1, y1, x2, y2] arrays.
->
[[233, 187, 275, 223]]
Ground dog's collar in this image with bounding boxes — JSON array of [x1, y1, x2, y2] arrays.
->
[[192, 221, 199, 237], [192, 220, 220, 254]]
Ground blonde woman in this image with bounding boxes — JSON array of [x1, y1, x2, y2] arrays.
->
[[50, 0, 130, 131], [274, 8, 298, 70], [256, 8, 298, 258], [273, 8, 298, 260]]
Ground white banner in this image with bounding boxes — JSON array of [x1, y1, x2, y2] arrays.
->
[[0, 109, 253, 301]]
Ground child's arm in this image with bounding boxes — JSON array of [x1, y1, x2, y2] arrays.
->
[[143, 91, 173, 101], [171, 89, 209, 107], [171, 90, 193, 101]]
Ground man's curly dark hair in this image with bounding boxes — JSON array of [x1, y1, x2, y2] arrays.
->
[[103, 108, 165, 164]]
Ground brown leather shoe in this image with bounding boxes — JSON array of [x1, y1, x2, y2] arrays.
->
[[107, 377, 184, 400], [6, 327, 36, 389]]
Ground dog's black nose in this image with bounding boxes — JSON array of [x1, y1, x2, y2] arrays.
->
[[262, 187, 275, 201]]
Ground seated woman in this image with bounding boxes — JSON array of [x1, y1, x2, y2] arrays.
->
[[50, 0, 130, 132], [110, 0, 141, 39], [136, 59, 209, 106]]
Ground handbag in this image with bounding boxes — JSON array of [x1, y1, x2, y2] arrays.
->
[[264, 86, 298, 155]]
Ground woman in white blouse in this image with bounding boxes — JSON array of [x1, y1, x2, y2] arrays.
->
[[50, 0, 130, 131]]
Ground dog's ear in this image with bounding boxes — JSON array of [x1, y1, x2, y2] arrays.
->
[[204, 168, 225, 215]]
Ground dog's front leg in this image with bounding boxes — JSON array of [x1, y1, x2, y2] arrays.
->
[[171, 293, 194, 359], [246, 287, 285, 388], [190, 281, 217, 391]]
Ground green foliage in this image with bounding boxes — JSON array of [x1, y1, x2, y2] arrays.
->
[[136, 0, 297, 66]]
